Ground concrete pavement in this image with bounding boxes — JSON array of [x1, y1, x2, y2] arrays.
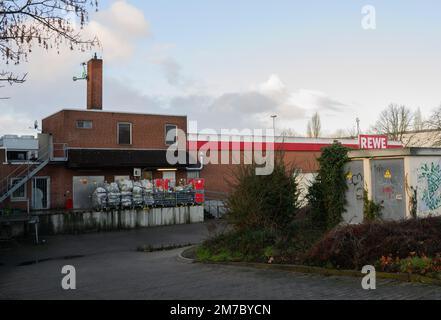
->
[[0, 222, 440, 300]]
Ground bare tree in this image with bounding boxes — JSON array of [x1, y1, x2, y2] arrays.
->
[[425, 105, 441, 146], [372, 104, 412, 142], [330, 127, 357, 139], [413, 107, 424, 131], [0, 0, 99, 85], [307, 112, 321, 138], [280, 128, 299, 137]]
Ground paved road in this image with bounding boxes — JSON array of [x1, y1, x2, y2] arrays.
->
[[0, 222, 440, 300]]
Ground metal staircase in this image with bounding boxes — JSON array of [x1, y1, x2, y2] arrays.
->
[[0, 147, 51, 203]]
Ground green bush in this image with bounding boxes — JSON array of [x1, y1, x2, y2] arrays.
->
[[363, 189, 382, 222], [308, 142, 349, 230], [306, 217, 441, 270], [225, 153, 300, 233], [199, 152, 327, 264], [198, 215, 326, 264]]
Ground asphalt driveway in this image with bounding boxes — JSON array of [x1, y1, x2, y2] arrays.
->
[[0, 222, 440, 300]]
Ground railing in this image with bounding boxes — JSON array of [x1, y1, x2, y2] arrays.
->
[[204, 190, 228, 219], [0, 145, 52, 202], [52, 143, 68, 161]]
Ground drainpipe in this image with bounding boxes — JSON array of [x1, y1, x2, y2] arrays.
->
[[186, 152, 204, 171]]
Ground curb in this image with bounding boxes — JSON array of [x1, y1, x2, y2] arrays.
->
[[184, 246, 441, 286], [176, 246, 197, 264]]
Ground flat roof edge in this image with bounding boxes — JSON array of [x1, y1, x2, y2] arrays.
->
[[42, 108, 187, 121], [348, 147, 441, 158]]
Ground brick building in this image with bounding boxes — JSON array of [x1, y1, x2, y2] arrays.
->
[[0, 56, 403, 212], [0, 57, 195, 211]]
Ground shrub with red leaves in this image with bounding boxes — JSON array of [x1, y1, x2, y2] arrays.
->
[[305, 217, 441, 270]]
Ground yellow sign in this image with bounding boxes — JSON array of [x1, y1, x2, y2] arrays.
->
[[384, 169, 392, 179], [346, 171, 353, 181]]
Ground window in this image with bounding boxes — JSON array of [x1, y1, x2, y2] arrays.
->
[[10, 178, 26, 201], [118, 123, 132, 145], [162, 171, 176, 187], [165, 124, 178, 145], [76, 120, 93, 129], [187, 171, 200, 179], [142, 170, 153, 180], [7, 151, 28, 162]]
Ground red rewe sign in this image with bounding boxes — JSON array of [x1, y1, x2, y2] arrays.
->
[[358, 135, 388, 150]]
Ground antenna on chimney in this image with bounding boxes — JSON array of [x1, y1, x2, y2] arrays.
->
[[73, 62, 88, 82]]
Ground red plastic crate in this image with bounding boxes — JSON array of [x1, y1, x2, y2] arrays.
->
[[155, 179, 169, 190], [155, 179, 163, 189], [195, 193, 205, 204], [193, 179, 205, 190]]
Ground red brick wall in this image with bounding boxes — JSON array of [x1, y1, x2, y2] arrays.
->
[[87, 58, 103, 110], [0, 150, 33, 210], [42, 110, 187, 150], [1, 163, 188, 210], [200, 151, 321, 195]]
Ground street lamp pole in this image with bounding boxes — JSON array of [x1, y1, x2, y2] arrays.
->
[[271, 115, 277, 136]]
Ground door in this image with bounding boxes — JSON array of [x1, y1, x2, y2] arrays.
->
[[162, 171, 176, 187], [371, 159, 405, 221], [344, 161, 364, 224], [32, 177, 50, 210], [73, 176, 104, 209]]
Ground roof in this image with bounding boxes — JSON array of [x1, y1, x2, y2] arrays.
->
[[67, 149, 199, 169], [0, 135, 38, 150], [348, 147, 441, 159], [42, 108, 187, 121], [188, 133, 403, 145]]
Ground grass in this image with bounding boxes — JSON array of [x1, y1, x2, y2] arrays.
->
[[197, 218, 326, 265]]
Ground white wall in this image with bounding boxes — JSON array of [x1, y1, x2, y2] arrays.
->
[[407, 156, 441, 217]]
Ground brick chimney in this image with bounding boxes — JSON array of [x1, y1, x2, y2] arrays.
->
[[87, 54, 103, 110]]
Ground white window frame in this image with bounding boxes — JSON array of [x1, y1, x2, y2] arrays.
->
[[117, 122, 132, 145], [165, 124, 178, 145], [76, 120, 93, 129], [10, 177, 27, 201]]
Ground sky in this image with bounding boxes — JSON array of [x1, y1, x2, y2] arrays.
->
[[1, 0, 441, 137]]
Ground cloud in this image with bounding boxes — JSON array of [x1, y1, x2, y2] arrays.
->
[[0, 0, 154, 136], [148, 44, 193, 89], [163, 74, 349, 133], [286, 89, 347, 112], [157, 57, 183, 87], [0, 107, 37, 136], [258, 74, 288, 97], [211, 92, 277, 114], [86, 0, 150, 61]]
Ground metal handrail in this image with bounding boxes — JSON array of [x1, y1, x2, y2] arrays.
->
[[1, 146, 50, 182], [0, 146, 51, 196]]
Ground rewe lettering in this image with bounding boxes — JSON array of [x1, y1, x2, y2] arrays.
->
[[359, 135, 388, 150]]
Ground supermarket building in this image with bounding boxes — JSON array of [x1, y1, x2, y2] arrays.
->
[[0, 57, 402, 212]]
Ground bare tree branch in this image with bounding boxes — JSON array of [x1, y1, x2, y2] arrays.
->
[[0, 0, 99, 86], [371, 104, 413, 142], [307, 112, 321, 138]]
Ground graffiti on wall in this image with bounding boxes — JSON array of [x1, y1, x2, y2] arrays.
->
[[418, 162, 441, 211]]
